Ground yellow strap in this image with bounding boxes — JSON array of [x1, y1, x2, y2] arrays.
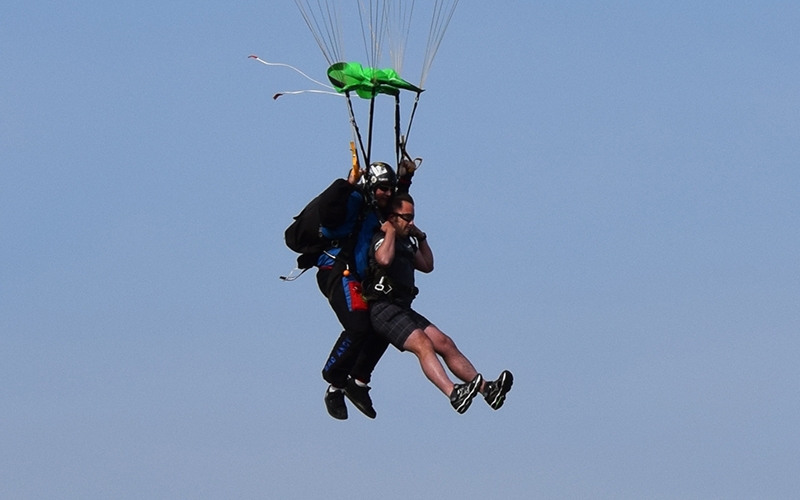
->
[[350, 141, 361, 181]]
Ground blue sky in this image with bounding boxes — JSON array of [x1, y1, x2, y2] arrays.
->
[[2, 2, 799, 499]]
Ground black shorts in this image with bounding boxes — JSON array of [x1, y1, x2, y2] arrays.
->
[[370, 301, 432, 350]]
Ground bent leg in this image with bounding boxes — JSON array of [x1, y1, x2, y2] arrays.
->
[[402, 329, 454, 396], [350, 332, 389, 384], [318, 271, 371, 388], [423, 324, 479, 385]]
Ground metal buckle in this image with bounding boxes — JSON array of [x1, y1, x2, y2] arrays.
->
[[373, 276, 392, 294]]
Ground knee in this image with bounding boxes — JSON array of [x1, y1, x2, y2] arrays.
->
[[433, 333, 457, 354], [403, 330, 435, 355]]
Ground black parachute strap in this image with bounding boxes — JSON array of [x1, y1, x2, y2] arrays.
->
[[365, 92, 377, 167], [394, 93, 402, 168], [344, 91, 368, 167], [398, 133, 422, 172], [398, 135, 411, 164], [403, 92, 422, 147]]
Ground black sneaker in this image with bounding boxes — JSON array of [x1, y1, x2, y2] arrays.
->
[[483, 370, 513, 410], [344, 378, 376, 419], [449, 374, 483, 414], [324, 387, 348, 420]]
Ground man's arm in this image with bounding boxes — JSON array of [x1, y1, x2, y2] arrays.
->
[[410, 227, 433, 273], [374, 222, 396, 267], [396, 158, 417, 194]]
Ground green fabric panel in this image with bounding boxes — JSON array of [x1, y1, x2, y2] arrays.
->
[[327, 62, 423, 99]]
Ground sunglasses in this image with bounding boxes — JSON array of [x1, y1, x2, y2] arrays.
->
[[393, 212, 415, 222], [374, 184, 393, 192]]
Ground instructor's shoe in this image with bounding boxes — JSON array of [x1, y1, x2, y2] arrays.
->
[[450, 374, 483, 414], [324, 387, 348, 420], [344, 378, 377, 419], [483, 370, 514, 410]]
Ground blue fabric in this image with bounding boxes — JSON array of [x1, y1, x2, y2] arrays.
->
[[316, 189, 382, 281], [353, 211, 380, 278], [317, 190, 364, 268]]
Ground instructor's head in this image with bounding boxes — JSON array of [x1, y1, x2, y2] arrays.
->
[[366, 162, 397, 208]]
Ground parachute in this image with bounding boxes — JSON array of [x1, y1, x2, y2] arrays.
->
[[327, 62, 422, 99], [252, 0, 460, 173]]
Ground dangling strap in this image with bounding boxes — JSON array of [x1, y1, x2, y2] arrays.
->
[[279, 267, 309, 282]]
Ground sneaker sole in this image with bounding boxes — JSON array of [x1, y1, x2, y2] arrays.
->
[[344, 387, 377, 419], [324, 390, 348, 420], [454, 374, 483, 414], [487, 371, 513, 410]]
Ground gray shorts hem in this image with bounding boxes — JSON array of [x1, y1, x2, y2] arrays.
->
[[370, 301, 432, 350]]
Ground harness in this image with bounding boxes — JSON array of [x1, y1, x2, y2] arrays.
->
[[362, 235, 419, 303]]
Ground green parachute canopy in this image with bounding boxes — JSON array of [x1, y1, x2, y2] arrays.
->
[[327, 62, 423, 99]]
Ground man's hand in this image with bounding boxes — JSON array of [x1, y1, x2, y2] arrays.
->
[[397, 158, 417, 178], [347, 167, 364, 185], [408, 225, 426, 242], [410, 224, 433, 272], [380, 220, 395, 235]]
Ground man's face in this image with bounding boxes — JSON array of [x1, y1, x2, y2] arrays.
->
[[373, 184, 393, 208], [390, 200, 415, 237]]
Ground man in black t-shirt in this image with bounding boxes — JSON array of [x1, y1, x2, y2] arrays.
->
[[366, 193, 513, 414]]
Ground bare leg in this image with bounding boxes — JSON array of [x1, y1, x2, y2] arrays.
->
[[423, 324, 481, 386], [402, 329, 454, 396]]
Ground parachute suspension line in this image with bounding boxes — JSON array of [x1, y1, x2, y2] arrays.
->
[[326, 0, 347, 63], [357, 0, 389, 71], [294, 0, 345, 66], [293, 1, 331, 64], [403, 92, 422, 146], [343, 91, 368, 169], [419, 0, 459, 87], [288, 0, 460, 173], [357, 1, 369, 68], [387, 0, 415, 77]]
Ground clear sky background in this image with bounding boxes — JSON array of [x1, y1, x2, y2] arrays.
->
[[2, 2, 799, 499]]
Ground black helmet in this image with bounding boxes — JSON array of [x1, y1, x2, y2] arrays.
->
[[365, 161, 397, 188]]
